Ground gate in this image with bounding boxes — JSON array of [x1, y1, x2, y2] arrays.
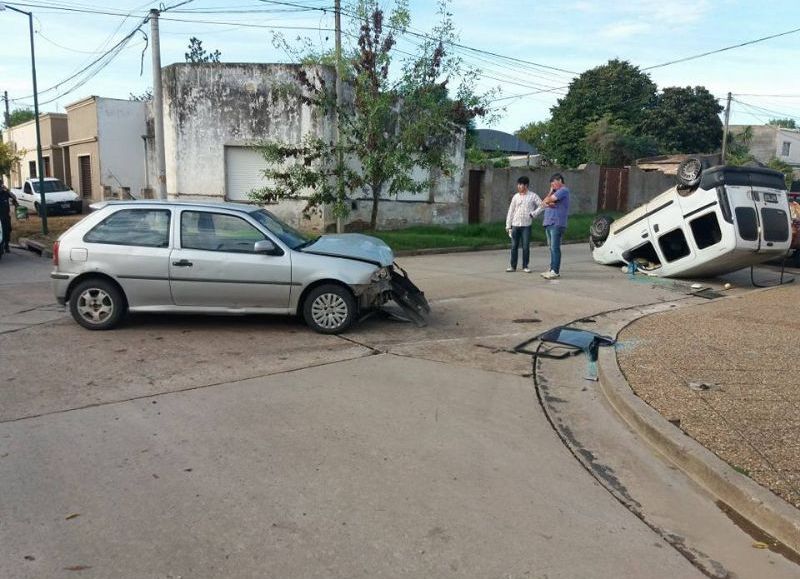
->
[[597, 167, 629, 213], [468, 170, 483, 224]]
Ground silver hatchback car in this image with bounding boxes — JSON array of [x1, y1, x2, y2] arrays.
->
[[52, 200, 429, 334]]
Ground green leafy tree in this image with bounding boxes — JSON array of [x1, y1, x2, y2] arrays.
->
[[584, 114, 657, 167], [638, 86, 722, 154], [726, 125, 754, 165], [547, 59, 656, 167], [515, 119, 551, 158], [5, 108, 35, 128], [767, 157, 794, 189], [0, 141, 23, 176], [768, 118, 796, 129], [129, 88, 153, 101], [185, 37, 221, 63], [251, 0, 491, 229]]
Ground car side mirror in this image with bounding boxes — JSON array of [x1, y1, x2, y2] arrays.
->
[[254, 239, 282, 256]]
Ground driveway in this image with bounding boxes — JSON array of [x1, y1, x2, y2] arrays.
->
[[0, 244, 727, 578]]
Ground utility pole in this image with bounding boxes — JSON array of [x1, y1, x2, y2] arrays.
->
[[721, 92, 732, 164], [150, 9, 167, 200], [334, 0, 344, 233], [2, 90, 9, 128]]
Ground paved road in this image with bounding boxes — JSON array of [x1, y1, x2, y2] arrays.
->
[[0, 244, 743, 578]]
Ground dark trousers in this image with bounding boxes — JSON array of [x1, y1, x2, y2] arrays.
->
[[0, 215, 10, 250], [510, 225, 531, 269]]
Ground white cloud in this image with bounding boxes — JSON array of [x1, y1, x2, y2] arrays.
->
[[598, 21, 652, 40]]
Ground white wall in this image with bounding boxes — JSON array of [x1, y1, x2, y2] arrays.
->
[[97, 98, 147, 198], [775, 128, 800, 168]]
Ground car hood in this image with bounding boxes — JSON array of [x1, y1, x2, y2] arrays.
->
[[41, 190, 79, 203], [301, 234, 394, 266]]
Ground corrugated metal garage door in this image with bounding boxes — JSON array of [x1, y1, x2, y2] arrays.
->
[[225, 146, 267, 202]]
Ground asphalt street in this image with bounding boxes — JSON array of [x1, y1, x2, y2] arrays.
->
[[0, 243, 776, 578]]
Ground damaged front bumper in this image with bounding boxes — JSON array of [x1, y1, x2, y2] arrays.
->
[[353, 263, 431, 327]]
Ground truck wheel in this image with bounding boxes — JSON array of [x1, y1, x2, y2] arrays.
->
[[590, 215, 615, 247], [34, 202, 42, 217], [69, 278, 126, 330], [303, 284, 356, 334], [676, 157, 703, 188]]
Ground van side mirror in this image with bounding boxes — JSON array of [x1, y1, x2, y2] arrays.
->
[[254, 239, 282, 256]]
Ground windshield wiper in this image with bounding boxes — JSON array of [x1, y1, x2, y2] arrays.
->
[[294, 237, 319, 250]]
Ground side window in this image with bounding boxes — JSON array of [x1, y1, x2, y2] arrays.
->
[[690, 212, 723, 250], [658, 228, 691, 262], [23, 183, 32, 194], [761, 208, 789, 242], [181, 211, 265, 253], [84, 209, 171, 247]]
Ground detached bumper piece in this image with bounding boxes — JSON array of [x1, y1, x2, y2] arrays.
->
[[389, 264, 430, 327]]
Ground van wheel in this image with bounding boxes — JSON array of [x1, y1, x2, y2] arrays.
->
[[303, 284, 355, 334], [676, 157, 703, 188], [34, 202, 42, 217], [590, 215, 615, 247], [69, 278, 126, 330]]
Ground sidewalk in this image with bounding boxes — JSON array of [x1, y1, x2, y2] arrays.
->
[[617, 284, 800, 509]]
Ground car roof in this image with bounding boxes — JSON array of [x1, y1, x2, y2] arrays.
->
[[90, 199, 259, 214]]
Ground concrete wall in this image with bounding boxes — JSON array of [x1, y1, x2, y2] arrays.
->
[[627, 167, 677, 209], [472, 164, 600, 224], [97, 98, 147, 198], [159, 62, 465, 231], [64, 98, 101, 198]]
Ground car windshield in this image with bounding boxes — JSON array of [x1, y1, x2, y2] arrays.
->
[[32, 180, 70, 193], [250, 209, 311, 250]]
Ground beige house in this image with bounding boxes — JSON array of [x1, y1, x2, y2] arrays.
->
[[60, 96, 148, 202], [2, 113, 68, 187]]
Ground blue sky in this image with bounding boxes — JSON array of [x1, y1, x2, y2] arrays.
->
[[2, 0, 799, 134]]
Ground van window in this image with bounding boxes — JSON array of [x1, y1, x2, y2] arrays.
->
[[761, 208, 789, 242], [690, 213, 722, 250], [84, 209, 171, 247], [658, 229, 691, 262], [625, 242, 661, 270], [734, 207, 758, 241]]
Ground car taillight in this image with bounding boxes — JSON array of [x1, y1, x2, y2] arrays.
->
[[53, 241, 59, 266]]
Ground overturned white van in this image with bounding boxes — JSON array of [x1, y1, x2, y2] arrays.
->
[[589, 160, 793, 278]]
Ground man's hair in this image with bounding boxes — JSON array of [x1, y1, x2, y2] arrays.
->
[[517, 176, 530, 186], [550, 173, 564, 183]]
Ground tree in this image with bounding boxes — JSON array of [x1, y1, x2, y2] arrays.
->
[[185, 37, 221, 63], [5, 108, 35, 128], [515, 119, 552, 159], [0, 141, 23, 176], [547, 59, 656, 167], [251, 0, 490, 229], [129, 88, 153, 101], [726, 125, 754, 165], [767, 157, 794, 189], [638, 86, 722, 154], [584, 115, 657, 167], [768, 118, 796, 129]]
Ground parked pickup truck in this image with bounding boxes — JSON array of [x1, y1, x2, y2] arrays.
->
[[12, 177, 82, 216]]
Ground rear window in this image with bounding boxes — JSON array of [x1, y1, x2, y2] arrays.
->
[[761, 208, 789, 242], [84, 209, 170, 247], [735, 207, 758, 241]]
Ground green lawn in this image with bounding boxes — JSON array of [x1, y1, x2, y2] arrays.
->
[[370, 214, 600, 252]]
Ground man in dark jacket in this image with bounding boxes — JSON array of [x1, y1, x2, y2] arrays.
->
[[0, 178, 19, 252]]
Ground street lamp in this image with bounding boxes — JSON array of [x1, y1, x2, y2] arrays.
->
[[1, 2, 48, 234]]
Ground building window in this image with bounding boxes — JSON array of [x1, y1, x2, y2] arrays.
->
[[43, 156, 51, 177], [28, 160, 37, 179], [782, 141, 791, 156]]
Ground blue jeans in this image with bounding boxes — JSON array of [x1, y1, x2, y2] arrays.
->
[[510, 225, 531, 269], [545, 225, 566, 274]]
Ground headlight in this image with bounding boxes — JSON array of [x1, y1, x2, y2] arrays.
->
[[371, 267, 391, 282]]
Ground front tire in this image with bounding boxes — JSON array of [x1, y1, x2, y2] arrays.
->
[[676, 157, 703, 188], [69, 278, 126, 330], [303, 284, 356, 334]]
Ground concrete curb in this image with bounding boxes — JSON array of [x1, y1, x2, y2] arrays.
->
[[17, 238, 53, 258], [597, 306, 800, 556]]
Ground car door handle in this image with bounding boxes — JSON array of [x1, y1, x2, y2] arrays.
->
[[172, 259, 193, 267]]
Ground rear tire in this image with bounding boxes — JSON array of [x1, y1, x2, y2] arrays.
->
[[676, 157, 703, 188], [302, 284, 356, 334], [590, 215, 615, 248], [69, 278, 126, 330]]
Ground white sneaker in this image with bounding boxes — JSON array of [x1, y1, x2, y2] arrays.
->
[[523, 268, 531, 273], [540, 269, 552, 278], [506, 267, 515, 272], [542, 270, 560, 280]]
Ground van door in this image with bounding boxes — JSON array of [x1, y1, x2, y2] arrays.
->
[[725, 184, 761, 251], [647, 197, 695, 273]]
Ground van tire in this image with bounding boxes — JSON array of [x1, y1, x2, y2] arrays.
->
[[676, 157, 703, 188], [590, 215, 615, 247]]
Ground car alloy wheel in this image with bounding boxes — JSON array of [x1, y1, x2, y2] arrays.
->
[[69, 278, 126, 330], [303, 284, 355, 334]]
